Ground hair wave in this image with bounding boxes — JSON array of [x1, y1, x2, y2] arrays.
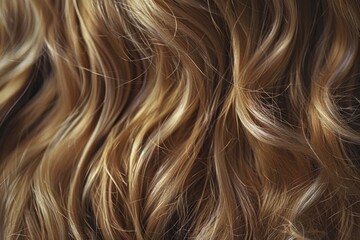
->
[[1, 0, 360, 239]]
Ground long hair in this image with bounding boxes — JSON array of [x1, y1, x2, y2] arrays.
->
[[1, 0, 360, 239]]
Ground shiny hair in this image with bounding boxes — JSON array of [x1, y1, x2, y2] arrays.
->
[[1, 0, 360, 239]]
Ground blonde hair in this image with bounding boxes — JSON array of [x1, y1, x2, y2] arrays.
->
[[1, 0, 360, 239]]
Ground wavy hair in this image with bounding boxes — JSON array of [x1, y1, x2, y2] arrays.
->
[[1, 0, 360, 239]]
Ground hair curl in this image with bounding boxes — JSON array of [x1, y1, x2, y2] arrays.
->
[[1, 0, 360, 239]]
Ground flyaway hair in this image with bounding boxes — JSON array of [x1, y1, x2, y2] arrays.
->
[[1, 0, 360, 239]]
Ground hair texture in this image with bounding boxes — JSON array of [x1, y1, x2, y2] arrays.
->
[[1, 0, 360, 239]]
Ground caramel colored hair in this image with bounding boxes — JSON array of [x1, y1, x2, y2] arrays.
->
[[1, 0, 360, 239]]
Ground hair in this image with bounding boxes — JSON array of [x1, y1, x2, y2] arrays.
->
[[1, 0, 360, 239]]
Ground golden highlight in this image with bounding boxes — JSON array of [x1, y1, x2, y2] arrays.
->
[[1, 0, 360, 239]]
